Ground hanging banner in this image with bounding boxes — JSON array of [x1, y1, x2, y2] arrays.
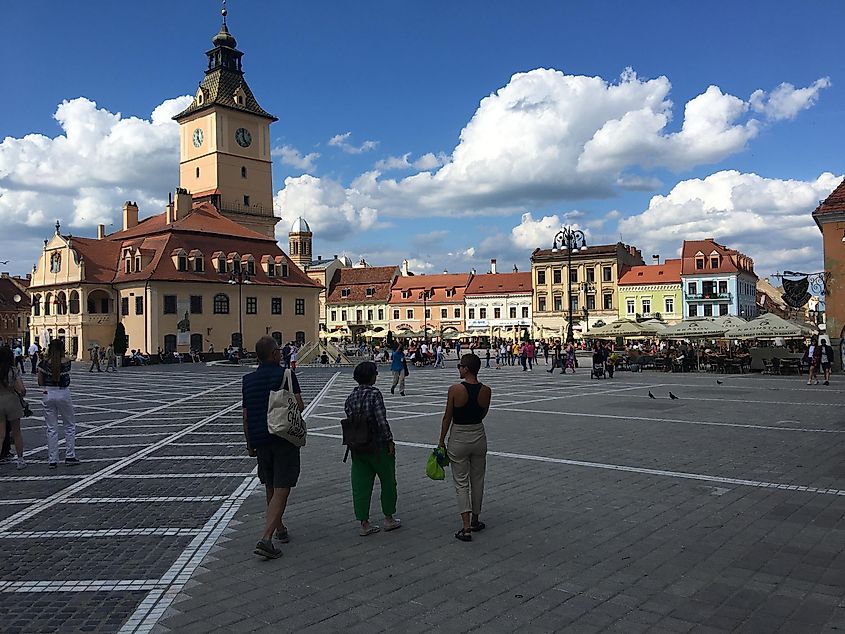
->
[[781, 276, 811, 308]]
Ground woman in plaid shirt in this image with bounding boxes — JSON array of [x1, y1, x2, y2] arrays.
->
[[345, 361, 401, 536]]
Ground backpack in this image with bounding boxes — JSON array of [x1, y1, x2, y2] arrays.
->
[[340, 402, 377, 462]]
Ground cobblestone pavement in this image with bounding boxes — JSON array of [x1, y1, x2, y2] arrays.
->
[[3, 361, 845, 632]]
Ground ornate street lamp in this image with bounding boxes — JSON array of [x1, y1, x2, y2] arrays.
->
[[419, 288, 430, 345], [228, 269, 252, 350], [551, 226, 588, 343]]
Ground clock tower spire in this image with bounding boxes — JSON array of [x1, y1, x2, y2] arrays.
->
[[173, 3, 279, 238]]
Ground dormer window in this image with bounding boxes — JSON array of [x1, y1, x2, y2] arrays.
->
[[366, 287, 375, 297], [218, 257, 226, 272], [178, 255, 188, 271], [710, 255, 719, 268], [401, 290, 411, 299], [282, 262, 289, 277], [267, 261, 276, 276], [233, 87, 246, 106], [135, 255, 142, 272], [341, 288, 351, 298], [233, 259, 241, 274], [446, 288, 455, 298], [246, 258, 256, 276], [695, 258, 705, 270], [189, 250, 204, 273], [124, 258, 131, 274]]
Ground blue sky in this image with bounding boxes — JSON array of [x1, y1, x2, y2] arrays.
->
[[1, 0, 843, 279]]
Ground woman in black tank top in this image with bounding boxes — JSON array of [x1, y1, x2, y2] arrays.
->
[[452, 382, 488, 425]]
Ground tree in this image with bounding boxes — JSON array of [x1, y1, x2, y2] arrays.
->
[[113, 323, 129, 356]]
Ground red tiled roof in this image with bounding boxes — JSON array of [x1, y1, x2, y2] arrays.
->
[[68, 237, 123, 284], [108, 202, 272, 242], [390, 273, 471, 305], [465, 272, 532, 295], [680, 239, 755, 277], [0, 276, 31, 310], [326, 266, 398, 303], [618, 259, 682, 285], [812, 177, 845, 221]]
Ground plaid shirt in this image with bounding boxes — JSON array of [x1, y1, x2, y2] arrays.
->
[[344, 385, 393, 445]]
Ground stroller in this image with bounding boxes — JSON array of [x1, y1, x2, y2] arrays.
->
[[590, 351, 606, 379]]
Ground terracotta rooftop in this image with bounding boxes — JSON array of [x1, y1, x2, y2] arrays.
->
[[680, 239, 756, 277], [531, 242, 643, 262], [618, 259, 682, 285], [0, 276, 31, 310], [326, 266, 398, 304], [108, 202, 272, 242], [390, 273, 471, 305], [812, 177, 845, 225], [465, 272, 533, 295]]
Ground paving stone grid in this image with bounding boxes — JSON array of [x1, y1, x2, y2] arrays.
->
[[2, 360, 845, 632]]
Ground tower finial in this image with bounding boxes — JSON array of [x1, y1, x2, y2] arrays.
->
[[55, 220, 61, 235], [222, 0, 227, 24]]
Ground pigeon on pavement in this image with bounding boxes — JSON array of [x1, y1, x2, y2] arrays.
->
[[716, 380, 723, 385], [648, 391, 656, 399], [669, 392, 679, 400]]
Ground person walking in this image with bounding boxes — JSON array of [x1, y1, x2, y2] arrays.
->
[[242, 336, 305, 559], [526, 340, 535, 371], [820, 338, 834, 386], [485, 347, 491, 368], [438, 353, 492, 542], [88, 345, 102, 373], [38, 339, 79, 469], [28, 342, 39, 374], [13, 344, 25, 374], [805, 337, 820, 385], [390, 344, 406, 396], [345, 361, 401, 536], [0, 346, 27, 469], [105, 345, 117, 372], [519, 342, 528, 371]]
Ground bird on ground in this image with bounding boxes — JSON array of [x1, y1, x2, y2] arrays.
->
[[648, 391, 656, 399], [716, 380, 723, 385], [669, 392, 679, 400]]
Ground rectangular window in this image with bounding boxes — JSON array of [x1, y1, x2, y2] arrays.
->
[[406, 309, 414, 319], [402, 290, 411, 299], [282, 263, 289, 277], [696, 258, 704, 270], [569, 268, 578, 283], [341, 310, 347, 321], [246, 297, 257, 314], [711, 257, 719, 268], [135, 296, 144, 315], [688, 282, 697, 295], [425, 308, 431, 319], [441, 308, 447, 318], [553, 269, 561, 284], [368, 309, 374, 321], [538, 296, 546, 312], [194, 257, 204, 273], [688, 304, 698, 317], [586, 267, 595, 283], [537, 269, 546, 285], [718, 280, 728, 294], [507, 307, 514, 319], [521, 306, 529, 318], [393, 309, 400, 320], [570, 296, 578, 312], [247, 260, 256, 276], [378, 309, 384, 320], [553, 296, 562, 312], [121, 297, 129, 316], [331, 310, 337, 321], [479, 308, 487, 319], [602, 266, 612, 282], [177, 256, 188, 272], [357, 310, 363, 322], [163, 295, 177, 314], [295, 298, 305, 315], [366, 287, 375, 297], [468, 308, 475, 319], [496, 308, 503, 319], [341, 288, 350, 298], [603, 293, 613, 310], [243, 195, 250, 206], [664, 297, 674, 314], [190, 295, 203, 314], [272, 298, 282, 315], [626, 299, 635, 315], [586, 295, 595, 310], [641, 299, 651, 315], [703, 303, 713, 317], [719, 304, 729, 316], [454, 308, 460, 318]]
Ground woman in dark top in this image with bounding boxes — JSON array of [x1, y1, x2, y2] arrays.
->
[[0, 346, 27, 469], [438, 353, 492, 542], [37, 339, 79, 469]]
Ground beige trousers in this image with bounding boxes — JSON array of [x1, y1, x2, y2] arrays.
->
[[447, 423, 487, 515], [391, 371, 405, 393]]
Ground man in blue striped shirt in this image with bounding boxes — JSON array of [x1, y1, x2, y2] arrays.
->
[[242, 336, 304, 559]]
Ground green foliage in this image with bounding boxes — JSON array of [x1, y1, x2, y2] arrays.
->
[[113, 322, 129, 356]]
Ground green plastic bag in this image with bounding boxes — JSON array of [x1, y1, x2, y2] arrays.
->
[[426, 447, 449, 480]]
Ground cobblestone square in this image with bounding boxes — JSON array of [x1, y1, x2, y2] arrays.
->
[[1, 361, 844, 632]]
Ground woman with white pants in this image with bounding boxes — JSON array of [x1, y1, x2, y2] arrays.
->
[[37, 339, 79, 469]]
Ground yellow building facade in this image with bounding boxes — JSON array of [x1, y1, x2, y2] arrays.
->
[[616, 259, 683, 324]]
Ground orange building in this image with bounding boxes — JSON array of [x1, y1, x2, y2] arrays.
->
[[388, 273, 470, 335], [813, 178, 845, 370]]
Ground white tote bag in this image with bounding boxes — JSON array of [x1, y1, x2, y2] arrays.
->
[[267, 369, 307, 447]]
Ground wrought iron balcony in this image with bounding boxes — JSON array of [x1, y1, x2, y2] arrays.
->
[[685, 293, 732, 301]]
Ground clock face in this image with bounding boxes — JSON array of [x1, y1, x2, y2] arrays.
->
[[235, 127, 252, 148], [192, 128, 204, 148]]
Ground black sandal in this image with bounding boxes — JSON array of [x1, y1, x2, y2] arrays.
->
[[454, 528, 472, 542], [470, 521, 486, 532]]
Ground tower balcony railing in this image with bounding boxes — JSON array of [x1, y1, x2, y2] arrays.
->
[[219, 200, 267, 216]]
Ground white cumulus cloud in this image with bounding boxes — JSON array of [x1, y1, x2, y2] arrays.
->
[[271, 144, 320, 171], [374, 152, 447, 171], [617, 170, 842, 274], [750, 78, 831, 121], [328, 131, 378, 154]]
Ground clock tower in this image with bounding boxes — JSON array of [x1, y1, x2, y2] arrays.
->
[[174, 7, 278, 238]]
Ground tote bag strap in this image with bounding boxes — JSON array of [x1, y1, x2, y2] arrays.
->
[[281, 368, 293, 393]]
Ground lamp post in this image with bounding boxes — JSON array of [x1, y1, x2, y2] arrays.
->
[[551, 226, 588, 343], [582, 306, 589, 335], [419, 289, 429, 345], [228, 269, 252, 351]]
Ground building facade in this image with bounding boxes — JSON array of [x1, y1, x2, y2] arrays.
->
[[388, 273, 470, 334], [680, 239, 758, 319], [27, 14, 320, 356], [0, 273, 31, 347], [531, 243, 644, 337], [617, 259, 683, 324], [464, 268, 533, 337], [813, 178, 845, 369], [326, 265, 399, 337]]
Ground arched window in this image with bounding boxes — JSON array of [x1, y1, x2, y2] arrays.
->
[[295, 331, 306, 345], [196, 167, 200, 178], [271, 331, 282, 345], [44, 293, 52, 316], [213, 293, 229, 314], [241, 166, 247, 178], [69, 291, 80, 314], [56, 291, 67, 315], [177, 255, 188, 272], [32, 294, 41, 317], [164, 334, 177, 353], [190, 333, 203, 352]]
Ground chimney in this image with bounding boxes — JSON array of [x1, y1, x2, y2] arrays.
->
[[122, 201, 139, 231], [652, 254, 660, 265], [174, 187, 192, 221], [490, 258, 497, 275], [401, 259, 409, 276], [97, 224, 105, 240]]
